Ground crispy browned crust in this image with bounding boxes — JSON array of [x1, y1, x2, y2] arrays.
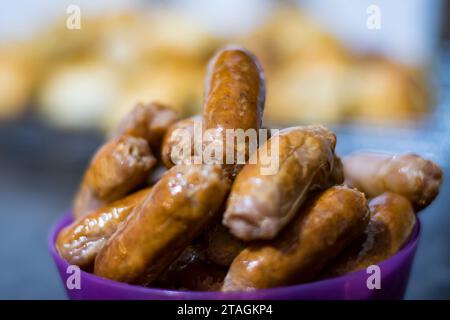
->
[[113, 101, 179, 154], [222, 186, 369, 291], [73, 135, 156, 218], [223, 125, 338, 240], [57, 188, 151, 269], [161, 115, 202, 168], [94, 164, 230, 285], [322, 192, 416, 277], [203, 46, 266, 178], [344, 152, 443, 210]]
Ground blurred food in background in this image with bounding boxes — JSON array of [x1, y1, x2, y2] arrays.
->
[[0, 43, 37, 120], [0, 6, 432, 132]]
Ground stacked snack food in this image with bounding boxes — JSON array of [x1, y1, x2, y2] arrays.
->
[[56, 46, 442, 291]]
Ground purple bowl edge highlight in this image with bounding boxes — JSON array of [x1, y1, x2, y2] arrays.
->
[[48, 212, 421, 300]]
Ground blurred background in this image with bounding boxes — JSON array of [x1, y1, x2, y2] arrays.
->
[[0, 0, 449, 299]]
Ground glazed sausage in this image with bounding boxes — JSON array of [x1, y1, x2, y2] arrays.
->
[[222, 186, 369, 291], [160, 117, 275, 172], [73, 135, 156, 218], [206, 224, 245, 267], [223, 125, 338, 240], [203, 45, 266, 178], [322, 192, 416, 277], [344, 152, 442, 210], [157, 245, 226, 291], [113, 102, 178, 154], [161, 115, 202, 168], [57, 188, 151, 270], [94, 164, 230, 285]]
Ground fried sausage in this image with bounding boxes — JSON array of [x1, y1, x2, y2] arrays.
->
[[157, 244, 226, 291], [113, 102, 178, 154], [160, 116, 275, 172], [161, 115, 202, 168], [203, 45, 266, 178], [223, 125, 338, 240], [322, 192, 416, 277], [222, 186, 369, 291], [343, 152, 442, 210], [206, 224, 246, 267], [73, 135, 156, 218], [94, 164, 230, 285], [57, 188, 151, 270]]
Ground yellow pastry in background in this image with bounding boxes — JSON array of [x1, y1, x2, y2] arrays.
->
[[0, 44, 35, 120], [242, 7, 346, 69], [37, 58, 123, 130], [344, 56, 430, 124], [0, 6, 433, 128], [265, 54, 350, 125], [102, 61, 204, 135]]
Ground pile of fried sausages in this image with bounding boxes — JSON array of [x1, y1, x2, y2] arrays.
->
[[56, 46, 443, 291]]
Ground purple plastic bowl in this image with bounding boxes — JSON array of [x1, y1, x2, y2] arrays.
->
[[49, 213, 420, 300]]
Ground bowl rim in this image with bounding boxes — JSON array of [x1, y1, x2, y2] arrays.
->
[[49, 212, 421, 298]]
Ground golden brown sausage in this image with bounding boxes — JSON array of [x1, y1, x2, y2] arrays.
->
[[113, 101, 178, 154], [344, 152, 442, 210], [94, 164, 230, 285], [322, 192, 416, 277], [73, 135, 156, 218], [157, 244, 226, 291], [203, 46, 266, 178], [161, 115, 202, 168], [222, 186, 369, 291], [160, 116, 275, 172], [223, 125, 338, 240], [206, 224, 246, 267], [57, 188, 151, 270]]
